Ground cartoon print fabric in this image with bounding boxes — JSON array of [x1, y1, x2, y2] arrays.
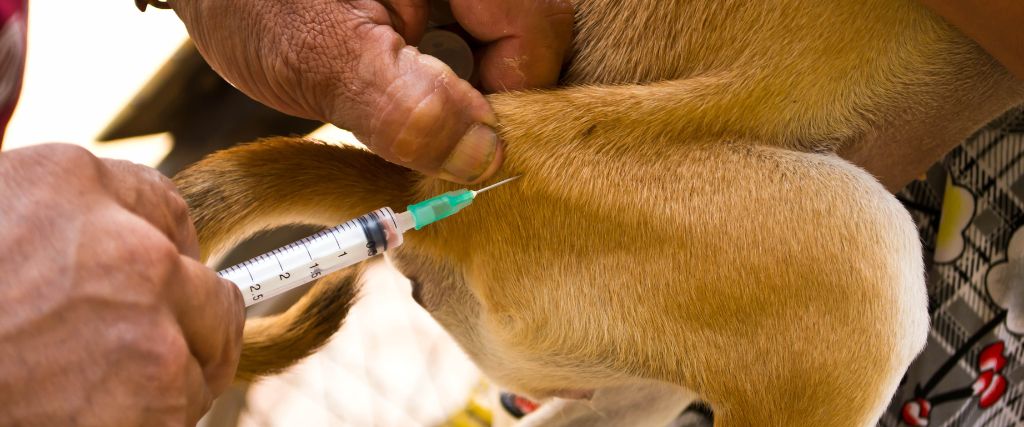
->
[[0, 0, 26, 145], [882, 107, 1024, 426]]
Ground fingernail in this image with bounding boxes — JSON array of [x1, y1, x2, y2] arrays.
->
[[440, 124, 501, 183]]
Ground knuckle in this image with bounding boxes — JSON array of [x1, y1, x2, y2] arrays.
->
[[145, 166, 178, 193], [416, 52, 454, 77], [165, 190, 194, 229], [127, 161, 177, 193], [102, 160, 170, 196], [396, 64, 456, 117], [114, 318, 189, 379], [146, 240, 183, 279], [407, 88, 449, 125], [149, 238, 182, 265], [44, 143, 96, 163], [130, 166, 193, 232], [105, 219, 151, 254], [101, 157, 136, 171], [148, 329, 191, 377], [1, 144, 105, 200], [131, 221, 177, 253], [135, 229, 182, 282], [37, 144, 102, 176], [106, 223, 181, 288]]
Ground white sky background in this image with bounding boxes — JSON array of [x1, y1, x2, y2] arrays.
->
[[3, 2, 188, 164], [3, 1, 357, 166]]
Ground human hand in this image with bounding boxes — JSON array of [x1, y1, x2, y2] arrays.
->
[[0, 144, 244, 425], [170, 0, 573, 184]]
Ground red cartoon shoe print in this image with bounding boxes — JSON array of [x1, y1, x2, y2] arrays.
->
[[902, 397, 932, 426], [900, 334, 1010, 425]]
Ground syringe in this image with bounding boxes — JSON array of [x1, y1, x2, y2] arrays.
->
[[218, 176, 519, 307]]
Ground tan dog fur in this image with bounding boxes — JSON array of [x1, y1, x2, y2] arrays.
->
[[176, 0, 1024, 425]]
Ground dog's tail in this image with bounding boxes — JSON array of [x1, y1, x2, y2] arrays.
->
[[174, 138, 416, 381]]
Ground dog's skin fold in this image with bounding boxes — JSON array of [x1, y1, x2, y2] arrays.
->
[[175, 0, 1024, 425]]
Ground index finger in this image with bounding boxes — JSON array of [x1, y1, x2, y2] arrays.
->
[[99, 159, 201, 260], [168, 255, 245, 396], [449, 0, 574, 91]]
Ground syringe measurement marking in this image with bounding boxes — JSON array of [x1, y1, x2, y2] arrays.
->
[[223, 206, 422, 307], [329, 228, 351, 258], [331, 229, 342, 250], [242, 263, 263, 302]]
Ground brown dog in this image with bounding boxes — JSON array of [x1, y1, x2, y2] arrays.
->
[[176, 0, 1024, 425]]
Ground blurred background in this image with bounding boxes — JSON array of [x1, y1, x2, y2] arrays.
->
[[3, 2, 483, 426], [4, 1, 185, 158]]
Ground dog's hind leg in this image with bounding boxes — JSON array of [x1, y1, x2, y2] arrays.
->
[[407, 85, 931, 426]]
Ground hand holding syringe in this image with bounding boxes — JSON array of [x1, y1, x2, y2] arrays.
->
[[218, 177, 519, 307]]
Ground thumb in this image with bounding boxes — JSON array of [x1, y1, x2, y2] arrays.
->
[[332, 25, 504, 184]]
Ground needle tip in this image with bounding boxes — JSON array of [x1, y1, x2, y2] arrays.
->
[[474, 175, 521, 195]]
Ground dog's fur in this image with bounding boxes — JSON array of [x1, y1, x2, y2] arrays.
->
[[176, 0, 1024, 425]]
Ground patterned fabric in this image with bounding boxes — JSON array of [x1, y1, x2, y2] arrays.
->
[[882, 107, 1024, 426], [0, 0, 27, 146]]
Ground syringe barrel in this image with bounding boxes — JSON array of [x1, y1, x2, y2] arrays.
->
[[218, 207, 404, 307]]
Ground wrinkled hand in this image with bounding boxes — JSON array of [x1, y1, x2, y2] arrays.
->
[[0, 144, 244, 425], [170, 0, 573, 184]]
